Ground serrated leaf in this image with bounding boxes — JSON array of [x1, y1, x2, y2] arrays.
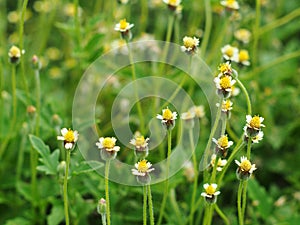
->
[[72, 160, 103, 175], [247, 179, 273, 220], [29, 135, 59, 175], [47, 204, 64, 225]]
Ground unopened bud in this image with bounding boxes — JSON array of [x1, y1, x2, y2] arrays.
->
[[97, 198, 107, 215], [27, 105, 36, 119], [32, 54, 42, 70]]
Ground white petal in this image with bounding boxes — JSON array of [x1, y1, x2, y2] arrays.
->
[[156, 114, 163, 120], [203, 183, 209, 189], [235, 160, 240, 166], [65, 143, 73, 149], [211, 183, 218, 189], [214, 191, 221, 196], [57, 136, 65, 141], [246, 115, 252, 123], [61, 128, 68, 136]]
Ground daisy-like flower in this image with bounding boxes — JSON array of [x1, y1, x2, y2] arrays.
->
[[220, 0, 240, 10], [218, 62, 233, 76], [163, 0, 182, 11], [157, 107, 178, 130], [236, 49, 250, 66], [245, 115, 265, 137], [57, 128, 79, 150], [210, 154, 227, 171], [189, 105, 205, 119], [212, 134, 233, 157], [8, 45, 23, 64], [181, 111, 195, 129], [201, 183, 221, 204], [234, 29, 251, 44], [114, 19, 134, 40], [216, 99, 233, 117], [130, 134, 150, 158], [244, 130, 264, 144], [231, 85, 240, 97], [221, 44, 239, 61], [96, 137, 120, 160], [214, 75, 236, 98], [181, 36, 200, 55], [235, 156, 257, 180], [132, 159, 155, 184]]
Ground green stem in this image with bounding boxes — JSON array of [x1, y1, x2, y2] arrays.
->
[[105, 160, 111, 225], [214, 204, 229, 225], [157, 130, 172, 225], [203, 97, 223, 182], [63, 150, 71, 225], [246, 138, 252, 160], [189, 128, 198, 225], [242, 181, 248, 220], [126, 42, 145, 134], [206, 204, 214, 225], [200, 0, 212, 58], [252, 0, 261, 67], [143, 185, 147, 225], [147, 185, 155, 225], [235, 78, 252, 115], [237, 181, 244, 225], [35, 70, 41, 135], [210, 154, 220, 183], [101, 214, 107, 225], [170, 188, 183, 224], [19, 0, 30, 102]]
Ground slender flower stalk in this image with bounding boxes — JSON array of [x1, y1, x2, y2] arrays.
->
[[143, 185, 147, 225], [215, 204, 230, 225], [63, 150, 71, 225], [237, 180, 244, 225], [148, 185, 155, 225], [189, 128, 198, 225], [157, 130, 172, 225], [105, 160, 111, 225]]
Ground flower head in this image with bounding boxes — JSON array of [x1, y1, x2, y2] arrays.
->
[[216, 99, 233, 112], [244, 130, 264, 144], [57, 128, 79, 150], [212, 134, 233, 157], [130, 134, 150, 158], [214, 75, 236, 98], [181, 36, 200, 54], [114, 19, 134, 32], [8, 45, 23, 64], [163, 0, 182, 11], [234, 29, 251, 44], [201, 183, 221, 204], [235, 156, 257, 180], [157, 107, 178, 130], [96, 137, 120, 160], [210, 154, 227, 171], [132, 159, 155, 184], [246, 115, 265, 130], [218, 62, 233, 75], [237, 49, 250, 66], [189, 105, 205, 118], [221, 44, 239, 61], [181, 111, 195, 129], [220, 0, 240, 10]]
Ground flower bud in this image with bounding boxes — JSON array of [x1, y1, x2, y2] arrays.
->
[[97, 198, 107, 215], [31, 54, 42, 70], [27, 105, 36, 119]]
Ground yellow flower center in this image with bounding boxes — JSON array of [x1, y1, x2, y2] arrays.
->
[[218, 136, 229, 148], [119, 19, 128, 30], [64, 130, 75, 142], [240, 160, 252, 172], [220, 76, 232, 89], [222, 100, 232, 110], [169, 0, 177, 6], [135, 136, 145, 146], [239, 50, 249, 62], [219, 63, 231, 74], [225, 47, 234, 57], [250, 116, 261, 129], [183, 37, 195, 48], [137, 159, 149, 173], [206, 185, 216, 195], [227, 0, 236, 6], [163, 109, 173, 120], [102, 137, 115, 148], [9, 46, 21, 57]]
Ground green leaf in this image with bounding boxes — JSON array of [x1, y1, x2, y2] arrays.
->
[[16, 181, 32, 202], [247, 179, 273, 220], [29, 135, 59, 175], [4, 217, 30, 225], [47, 204, 64, 225], [72, 160, 103, 175]]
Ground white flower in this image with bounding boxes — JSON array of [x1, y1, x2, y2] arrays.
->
[[210, 154, 227, 171], [131, 159, 155, 176], [130, 135, 149, 149], [163, 0, 182, 7], [214, 75, 236, 92], [57, 128, 79, 150], [189, 105, 205, 118], [181, 36, 200, 54], [216, 99, 233, 112], [96, 137, 120, 152], [246, 115, 265, 130], [235, 156, 257, 174], [201, 183, 221, 198], [234, 29, 251, 44], [212, 135, 233, 150], [221, 44, 239, 61], [220, 0, 240, 10], [114, 19, 134, 32]]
